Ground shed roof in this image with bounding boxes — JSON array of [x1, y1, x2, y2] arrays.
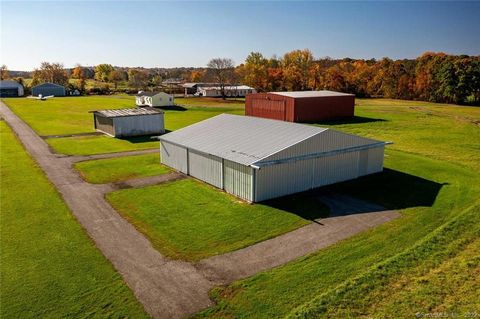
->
[[0, 80, 22, 88], [93, 108, 164, 118], [136, 91, 171, 97], [32, 82, 65, 89], [160, 114, 383, 166], [271, 90, 354, 98]]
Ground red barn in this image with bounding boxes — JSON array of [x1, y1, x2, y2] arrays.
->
[[245, 90, 355, 122]]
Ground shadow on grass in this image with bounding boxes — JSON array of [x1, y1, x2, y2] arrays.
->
[[260, 168, 445, 221], [307, 116, 387, 126], [327, 168, 446, 210], [119, 133, 171, 144], [158, 105, 187, 111]]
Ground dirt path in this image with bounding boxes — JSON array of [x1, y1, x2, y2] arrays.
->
[[1, 101, 401, 318], [197, 199, 399, 283]]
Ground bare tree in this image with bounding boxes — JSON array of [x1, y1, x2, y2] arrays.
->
[[0, 65, 10, 80], [206, 58, 235, 99]]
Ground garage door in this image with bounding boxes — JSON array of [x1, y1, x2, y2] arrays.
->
[[0, 88, 18, 97], [251, 99, 286, 121], [188, 150, 223, 188]]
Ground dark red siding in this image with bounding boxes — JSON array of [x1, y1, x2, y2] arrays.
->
[[245, 93, 354, 122]]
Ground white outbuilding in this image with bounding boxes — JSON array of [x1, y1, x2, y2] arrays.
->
[[159, 114, 387, 202], [136, 91, 174, 107], [93, 108, 165, 137]]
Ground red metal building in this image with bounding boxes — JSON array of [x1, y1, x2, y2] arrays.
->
[[245, 90, 355, 122]]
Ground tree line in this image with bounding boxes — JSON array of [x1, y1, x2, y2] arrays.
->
[[1, 50, 479, 105], [235, 50, 480, 105]]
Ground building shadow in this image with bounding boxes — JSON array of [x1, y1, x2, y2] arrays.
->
[[118, 133, 168, 144], [260, 168, 445, 221], [306, 116, 387, 126], [158, 105, 187, 111]]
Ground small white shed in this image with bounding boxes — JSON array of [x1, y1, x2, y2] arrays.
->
[[159, 114, 387, 202], [135, 92, 174, 107], [93, 108, 165, 137]]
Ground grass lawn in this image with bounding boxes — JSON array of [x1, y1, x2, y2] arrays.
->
[[106, 179, 329, 261], [0, 121, 147, 318], [2, 96, 244, 155], [193, 100, 480, 318], [75, 153, 171, 184], [2, 95, 134, 136], [47, 135, 159, 155]]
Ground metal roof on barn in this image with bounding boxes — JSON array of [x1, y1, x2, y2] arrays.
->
[[93, 108, 164, 118], [0, 80, 23, 88], [271, 90, 354, 98], [31, 82, 65, 89], [160, 114, 383, 167]]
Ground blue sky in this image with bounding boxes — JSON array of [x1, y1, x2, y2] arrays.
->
[[1, 1, 479, 70]]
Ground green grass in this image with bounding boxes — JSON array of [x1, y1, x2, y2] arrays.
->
[[47, 135, 159, 155], [75, 153, 171, 184], [0, 121, 148, 318], [2, 96, 244, 155], [2, 95, 134, 136], [193, 99, 480, 318], [106, 179, 329, 261]]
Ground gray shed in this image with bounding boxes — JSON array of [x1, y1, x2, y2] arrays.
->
[[93, 108, 165, 137], [159, 114, 387, 202], [0, 80, 24, 97], [31, 82, 66, 97]]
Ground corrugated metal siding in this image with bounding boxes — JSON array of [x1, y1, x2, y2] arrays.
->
[[312, 151, 360, 187], [114, 114, 164, 137], [255, 159, 314, 202], [365, 146, 384, 175], [223, 160, 253, 201], [31, 84, 65, 97], [160, 141, 188, 173], [188, 150, 223, 188], [259, 130, 377, 163]]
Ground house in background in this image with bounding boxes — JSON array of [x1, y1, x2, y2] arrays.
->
[[0, 80, 24, 97], [198, 85, 256, 97], [181, 82, 220, 95], [159, 114, 386, 202], [135, 91, 174, 107], [92, 108, 165, 137], [31, 82, 66, 97], [246, 90, 355, 122]]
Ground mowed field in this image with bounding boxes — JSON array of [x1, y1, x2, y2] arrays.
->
[[0, 121, 148, 318], [2, 95, 480, 318], [4, 96, 243, 155]]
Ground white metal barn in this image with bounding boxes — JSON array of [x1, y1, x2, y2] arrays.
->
[[159, 114, 386, 202], [93, 108, 165, 137]]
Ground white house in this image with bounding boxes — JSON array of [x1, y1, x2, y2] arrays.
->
[[136, 91, 174, 107], [198, 85, 256, 97]]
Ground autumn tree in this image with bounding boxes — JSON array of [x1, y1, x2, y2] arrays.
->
[[109, 70, 126, 90], [239, 52, 269, 91], [128, 69, 149, 90], [281, 49, 314, 91], [206, 58, 235, 99], [94, 64, 114, 82], [0, 65, 10, 80], [71, 64, 87, 93], [31, 62, 68, 86]]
